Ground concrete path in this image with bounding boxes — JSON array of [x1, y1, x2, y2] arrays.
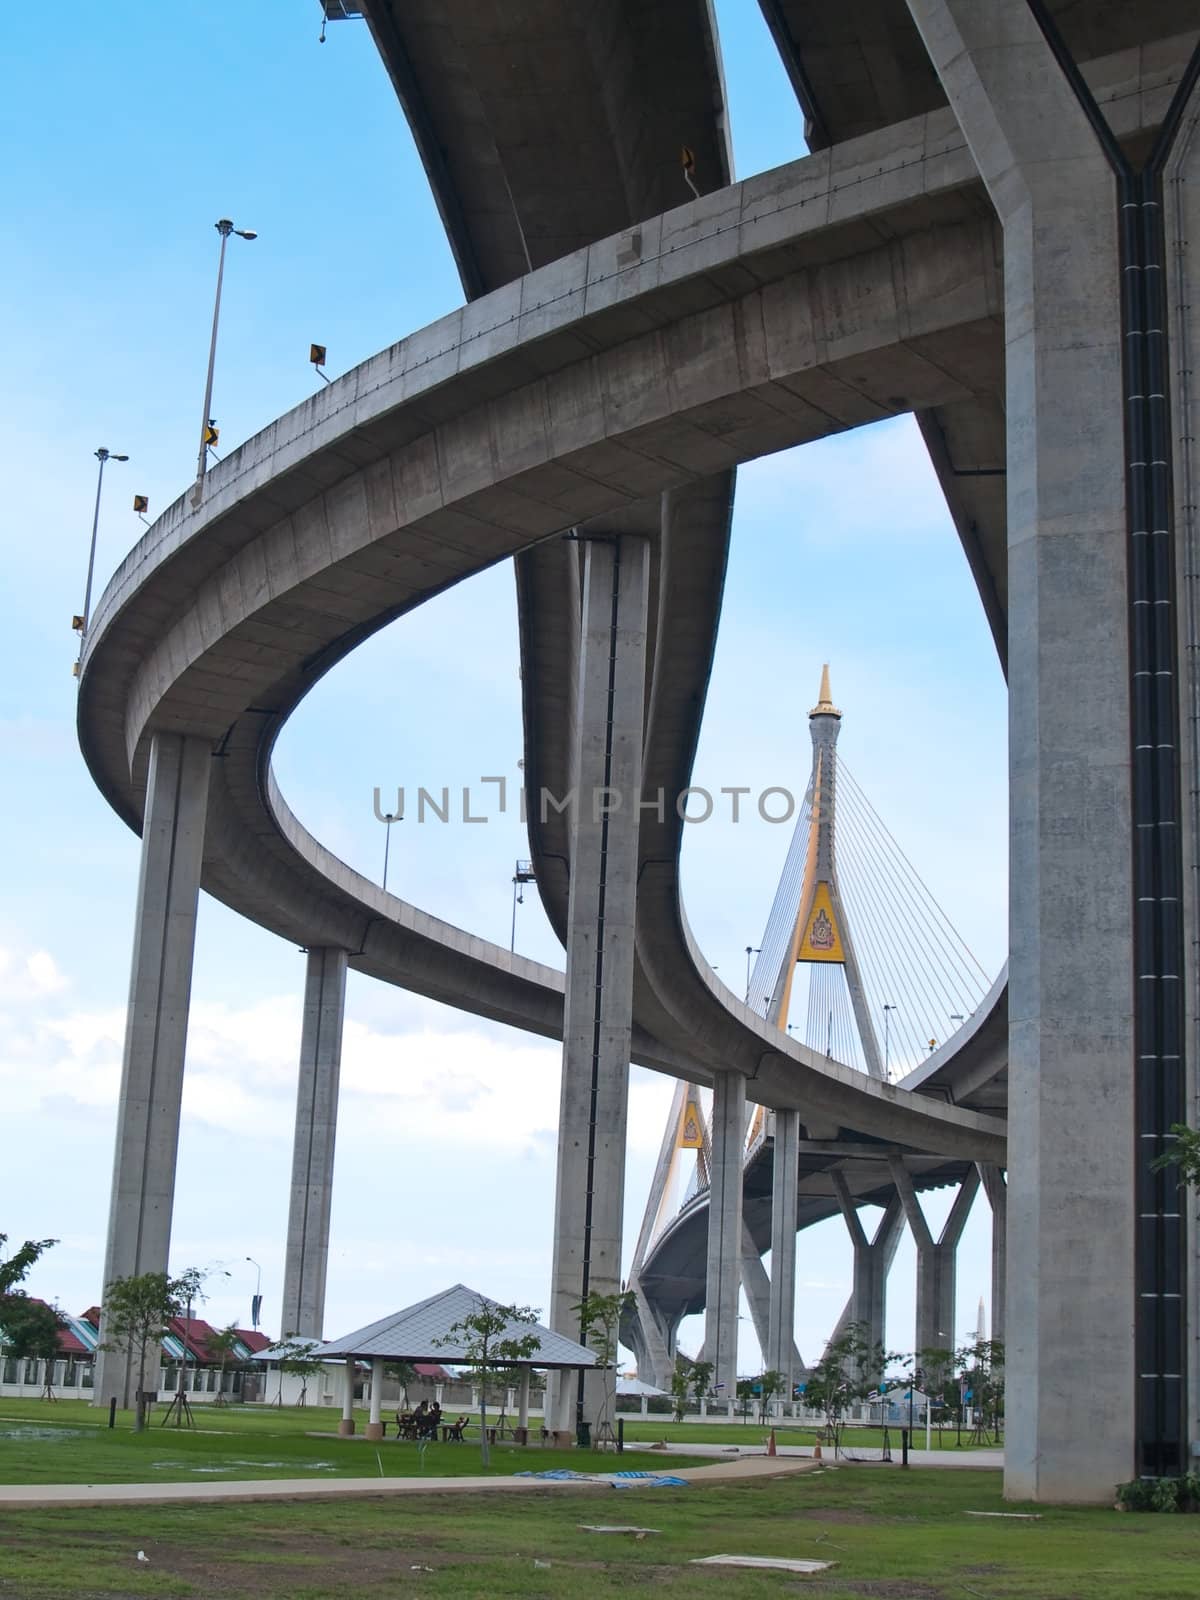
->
[[636, 1442, 1003, 1471], [0, 1456, 818, 1510]]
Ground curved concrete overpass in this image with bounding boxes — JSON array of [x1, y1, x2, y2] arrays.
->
[[79, 114, 1013, 1157]]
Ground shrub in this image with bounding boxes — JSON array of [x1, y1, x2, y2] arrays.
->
[[1116, 1475, 1200, 1512]]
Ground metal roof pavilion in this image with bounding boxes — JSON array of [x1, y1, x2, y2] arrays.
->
[[314, 1284, 597, 1370]]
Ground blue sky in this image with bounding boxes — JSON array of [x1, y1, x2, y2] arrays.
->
[[1, 3, 1007, 1365]]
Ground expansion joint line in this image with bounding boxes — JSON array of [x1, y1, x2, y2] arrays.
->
[[1025, 0, 1200, 1478], [576, 539, 623, 1431]]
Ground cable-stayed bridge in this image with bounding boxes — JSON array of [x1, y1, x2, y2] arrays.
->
[[623, 670, 1003, 1391]]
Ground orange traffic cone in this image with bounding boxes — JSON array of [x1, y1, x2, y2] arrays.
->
[[813, 1440, 823, 1460], [767, 1427, 777, 1457]]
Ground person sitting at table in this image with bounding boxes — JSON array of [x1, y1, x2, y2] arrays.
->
[[427, 1401, 443, 1435], [395, 1405, 413, 1439]]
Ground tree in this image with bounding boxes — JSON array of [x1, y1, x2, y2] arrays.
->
[[205, 1325, 243, 1405], [1153, 1124, 1200, 1190], [670, 1359, 690, 1422], [736, 1378, 755, 1423], [385, 1359, 419, 1411], [275, 1338, 325, 1407], [0, 1296, 65, 1398], [804, 1323, 894, 1454], [757, 1368, 783, 1421], [956, 1337, 1004, 1443], [0, 1234, 57, 1296], [689, 1359, 714, 1412], [575, 1289, 634, 1444], [100, 1271, 190, 1431], [913, 1345, 957, 1438], [436, 1299, 540, 1467], [0, 1235, 62, 1396]]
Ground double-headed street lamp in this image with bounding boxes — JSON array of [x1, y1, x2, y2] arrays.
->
[[191, 218, 256, 506], [75, 447, 128, 673]]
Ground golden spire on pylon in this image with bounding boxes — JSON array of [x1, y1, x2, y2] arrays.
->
[[809, 662, 841, 719]]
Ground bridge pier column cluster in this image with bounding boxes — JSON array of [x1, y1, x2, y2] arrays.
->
[[907, 0, 1199, 1496], [978, 1163, 1007, 1347], [704, 1072, 746, 1404], [890, 1159, 979, 1356], [831, 1174, 903, 1373], [766, 1109, 801, 1392], [93, 736, 353, 1401], [280, 947, 349, 1341], [546, 533, 649, 1437]]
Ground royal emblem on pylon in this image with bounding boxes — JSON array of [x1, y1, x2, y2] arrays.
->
[[810, 907, 835, 950]]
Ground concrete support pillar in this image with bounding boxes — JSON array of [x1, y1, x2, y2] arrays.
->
[[890, 1159, 980, 1355], [767, 1108, 801, 1388], [339, 1359, 355, 1436], [978, 1164, 1007, 1346], [366, 1357, 384, 1440], [705, 1070, 746, 1398], [518, 1368, 531, 1432], [281, 947, 348, 1340], [906, 0, 1133, 1500], [95, 732, 211, 1410], [832, 1172, 902, 1379], [547, 534, 649, 1436]]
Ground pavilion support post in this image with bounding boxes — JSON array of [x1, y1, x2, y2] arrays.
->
[[518, 1368, 531, 1436], [95, 732, 211, 1410], [365, 1357, 384, 1440], [547, 535, 649, 1439], [339, 1359, 355, 1437], [281, 946, 348, 1341]]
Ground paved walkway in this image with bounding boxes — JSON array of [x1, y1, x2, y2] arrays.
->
[[0, 1456, 819, 1510], [637, 1442, 1003, 1471]]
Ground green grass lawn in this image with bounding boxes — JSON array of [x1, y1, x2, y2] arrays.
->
[[1, 1466, 1198, 1599], [0, 1399, 708, 1484]]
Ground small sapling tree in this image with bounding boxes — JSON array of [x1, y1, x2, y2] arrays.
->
[[436, 1299, 540, 1467], [804, 1322, 892, 1455], [275, 1337, 325, 1407], [205, 1325, 242, 1405], [575, 1289, 634, 1446], [100, 1271, 190, 1431]]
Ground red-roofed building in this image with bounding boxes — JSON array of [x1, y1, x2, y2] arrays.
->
[[0, 1302, 101, 1396]]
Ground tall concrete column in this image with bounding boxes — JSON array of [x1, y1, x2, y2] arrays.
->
[[280, 947, 348, 1340], [890, 1159, 980, 1355], [831, 1172, 902, 1379], [705, 1070, 746, 1398], [978, 1164, 1007, 1347], [906, 0, 1135, 1500], [767, 1108, 800, 1387], [547, 534, 649, 1436], [95, 732, 211, 1409]]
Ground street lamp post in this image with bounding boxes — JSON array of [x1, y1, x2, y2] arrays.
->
[[76, 448, 128, 670], [245, 1256, 262, 1330], [191, 219, 256, 506], [744, 946, 761, 1002], [883, 1003, 897, 1079], [382, 812, 400, 891]]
